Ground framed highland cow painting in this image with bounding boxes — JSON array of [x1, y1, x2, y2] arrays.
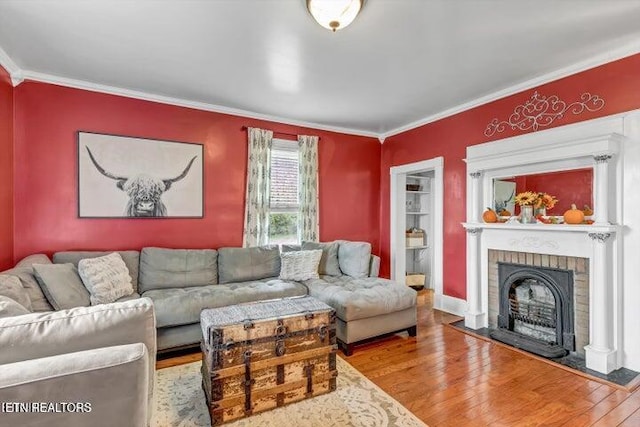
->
[[77, 132, 204, 218]]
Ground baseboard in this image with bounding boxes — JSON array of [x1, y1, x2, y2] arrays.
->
[[434, 294, 467, 317]]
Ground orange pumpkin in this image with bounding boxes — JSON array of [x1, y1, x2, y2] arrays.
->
[[563, 204, 585, 224], [583, 205, 593, 216], [499, 209, 511, 216], [483, 208, 498, 223]]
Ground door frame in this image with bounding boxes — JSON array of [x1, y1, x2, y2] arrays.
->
[[390, 157, 444, 298]]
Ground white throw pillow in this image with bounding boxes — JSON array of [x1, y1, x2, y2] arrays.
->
[[78, 252, 134, 305], [279, 249, 323, 281]]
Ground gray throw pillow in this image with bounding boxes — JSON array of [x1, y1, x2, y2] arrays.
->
[[302, 241, 341, 276], [1, 266, 53, 312], [0, 275, 32, 311], [279, 250, 323, 281], [33, 263, 91, 310], [337, 241, 372, 278], [0, 295, 30, 319]]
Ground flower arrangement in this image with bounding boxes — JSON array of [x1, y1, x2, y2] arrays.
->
[[515, 191, 558, 210]]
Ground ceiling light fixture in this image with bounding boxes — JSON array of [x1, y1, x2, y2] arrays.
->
[[306, 0, 364, 32]]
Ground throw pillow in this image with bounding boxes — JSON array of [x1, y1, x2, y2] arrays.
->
[[302, 241, 341, 276], [337, 241, 372, 278], [0, 295, 30, 319], [78, 252, 134, 305], [0, 274, 32, 311], [32, 263, 91, 310], [279, 249, 323, 281]]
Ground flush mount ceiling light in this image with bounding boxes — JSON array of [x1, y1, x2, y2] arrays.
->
[[306, 0, 365, 32]]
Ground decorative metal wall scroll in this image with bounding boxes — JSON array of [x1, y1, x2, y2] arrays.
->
[[484, 91, 605, 137]]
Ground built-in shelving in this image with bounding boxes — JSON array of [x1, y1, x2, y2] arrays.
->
[[406, 245, 429, 250]]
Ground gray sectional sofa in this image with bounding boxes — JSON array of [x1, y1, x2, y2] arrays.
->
[[1, 241, 417, 356]]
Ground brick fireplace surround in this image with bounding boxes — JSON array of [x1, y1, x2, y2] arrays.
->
[[487, 250, 590, 356]]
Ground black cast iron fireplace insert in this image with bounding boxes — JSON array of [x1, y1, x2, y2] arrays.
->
[[490, 262, 575, 358]]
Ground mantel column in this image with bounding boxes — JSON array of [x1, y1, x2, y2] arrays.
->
[[470, 171, 483, 223], [465, 227, 485, 329], [593, 154, 612, 225], [585, 232, 617, 374]]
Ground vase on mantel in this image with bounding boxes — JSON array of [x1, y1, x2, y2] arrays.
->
[[520, 205, 535, 224], [535, 207, 546, 217]]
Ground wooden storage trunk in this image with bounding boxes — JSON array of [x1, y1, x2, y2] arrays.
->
[[200, 296, 337, 425]]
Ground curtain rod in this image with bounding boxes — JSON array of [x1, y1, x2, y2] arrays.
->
[[240, 126, 320, 141]]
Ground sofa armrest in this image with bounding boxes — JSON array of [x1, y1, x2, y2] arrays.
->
[[369, 255, 381, 278], [0, 298, 156, 418], [0, 298, 156, 364], [0, 343, 149, 427]]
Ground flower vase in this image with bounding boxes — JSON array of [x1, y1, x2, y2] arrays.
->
[[535, 207, 546, 217], [520, 205, 535, 224]]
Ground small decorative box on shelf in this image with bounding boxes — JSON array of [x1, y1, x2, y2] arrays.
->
[[406, 273, 426, 288], [406, 231, 425, 247]]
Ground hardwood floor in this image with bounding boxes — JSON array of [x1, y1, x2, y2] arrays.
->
[[156, 290, 640, 426]]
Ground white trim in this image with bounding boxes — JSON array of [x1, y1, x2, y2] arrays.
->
[[0, 46, 23, 86], [434, 294, 467, 317], [380, 40, 640, 139], [390, 157, 444, 302], [18, 70, 379, 139]]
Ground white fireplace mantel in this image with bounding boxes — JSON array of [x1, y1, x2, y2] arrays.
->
[[462, 117, 626, 374]]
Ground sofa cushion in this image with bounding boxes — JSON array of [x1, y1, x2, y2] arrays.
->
[[337, 241, 372, 278], [143, 278, 307, 328], [1, 267, 53, 312], [279, 249, 322, 281], [78, 253, 135, 305], [32, 263, 91, 310], [217, 246, 280, 284], [53, 251, 140, 293], [0, 295, 30, 318], [302, 241, 341, 276], [304, 276, 416, 322], [0, 274, 32, 311], [139, 248, 217, 293], [15, 254, 53, 269]]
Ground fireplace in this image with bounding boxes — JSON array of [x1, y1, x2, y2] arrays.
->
[[490, 263, 575, 358], [461, 117, 627, 374]]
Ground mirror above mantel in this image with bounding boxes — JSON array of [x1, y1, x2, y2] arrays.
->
[[494, 168, 593, 216]]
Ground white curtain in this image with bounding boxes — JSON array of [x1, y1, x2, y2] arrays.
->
[[243, 128, 273, 247], [298, 135, 320, 242]]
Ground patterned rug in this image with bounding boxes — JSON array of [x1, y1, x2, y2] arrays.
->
[[152, 357, 427, 427]]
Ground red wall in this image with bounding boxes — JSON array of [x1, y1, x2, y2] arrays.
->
[[12, 82, 381, 261], [513, 169, 593, 215], [0, 66, 13, 270], [380, 53, 640, 299]]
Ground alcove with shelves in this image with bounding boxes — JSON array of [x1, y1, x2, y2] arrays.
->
[[404, 173, 434, 289]]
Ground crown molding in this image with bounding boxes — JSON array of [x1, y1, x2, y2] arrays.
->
[[19, 70, 379, 139], [0, 45, 23, 86], [5, 37, 640, 143], [379, 39, 640, 140]]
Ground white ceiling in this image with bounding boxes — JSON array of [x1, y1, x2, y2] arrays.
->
[[1, 0, 640, 138]]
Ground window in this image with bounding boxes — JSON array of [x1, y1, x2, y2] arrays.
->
[[268, 139, 299, 244]]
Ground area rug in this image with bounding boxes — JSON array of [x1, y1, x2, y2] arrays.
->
[[152, 357, 427, 427]]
